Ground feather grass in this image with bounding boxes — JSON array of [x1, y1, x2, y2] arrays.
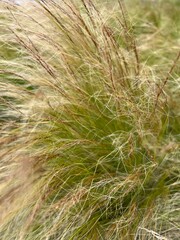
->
[[0, 0, 179, 239]]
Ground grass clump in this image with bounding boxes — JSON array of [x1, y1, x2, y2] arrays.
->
[[0, 0, 179, 239]]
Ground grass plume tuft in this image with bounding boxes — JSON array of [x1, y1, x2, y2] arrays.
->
[[0, 0, 179, 239]]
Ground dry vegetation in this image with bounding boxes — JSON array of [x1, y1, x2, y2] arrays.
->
[[0, 0, 179, 239]]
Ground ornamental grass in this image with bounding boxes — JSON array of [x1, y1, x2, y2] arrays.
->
[[0, 1, 179, 239]]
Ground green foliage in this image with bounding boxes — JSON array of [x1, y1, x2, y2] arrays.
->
[[0, 0, 179, 239]]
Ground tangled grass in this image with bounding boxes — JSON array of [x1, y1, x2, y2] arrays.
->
[[0, 0, 179, 239]]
